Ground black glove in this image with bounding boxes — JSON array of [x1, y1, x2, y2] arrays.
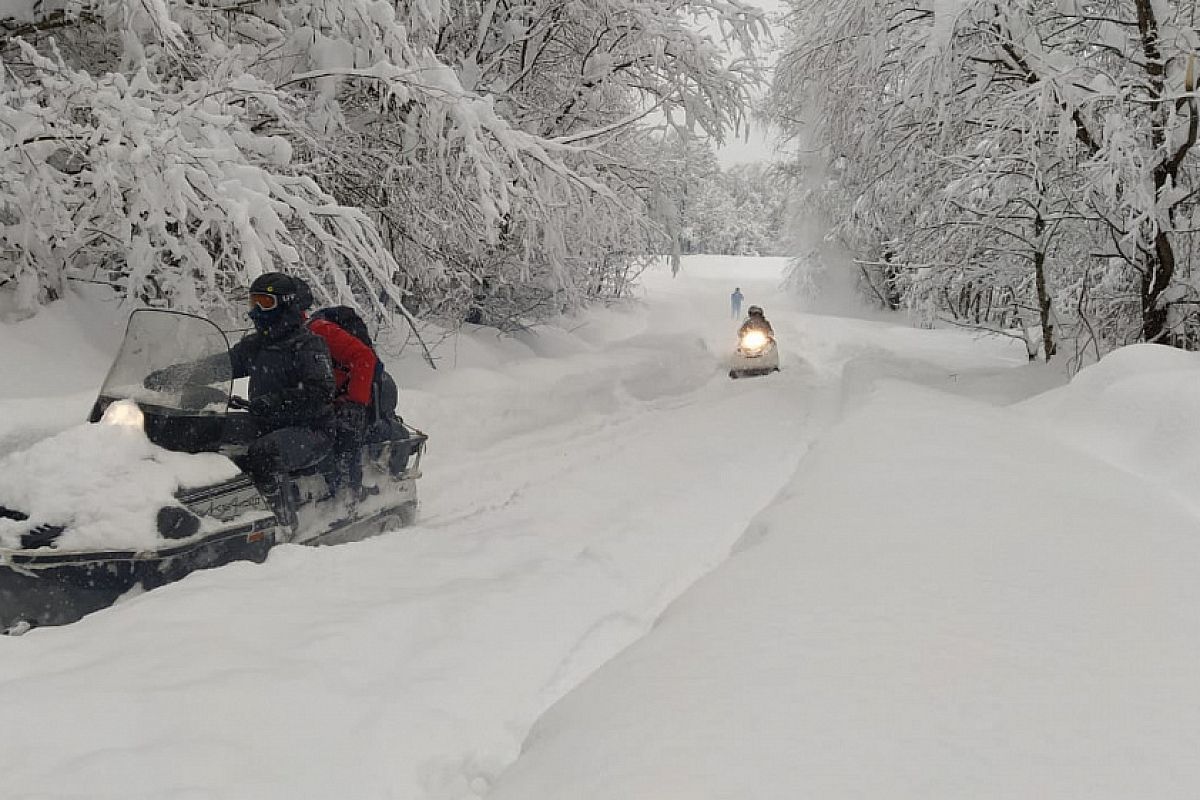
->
[[334, 403, 368, 437], [249, 394, 282, 417]]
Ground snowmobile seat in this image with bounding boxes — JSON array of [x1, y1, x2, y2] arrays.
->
[[288, 452, 336, 478]]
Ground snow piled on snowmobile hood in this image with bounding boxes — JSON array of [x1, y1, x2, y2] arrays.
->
[[0, 415, 240, 550]]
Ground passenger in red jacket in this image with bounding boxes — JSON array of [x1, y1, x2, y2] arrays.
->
[[289, 278, 379, 496], [307, 316, 377, 411], [308, 315, 376, 495]]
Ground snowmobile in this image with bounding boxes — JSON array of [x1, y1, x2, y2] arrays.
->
[[0, 309, 426, 633], [728, 327, 781, 379]]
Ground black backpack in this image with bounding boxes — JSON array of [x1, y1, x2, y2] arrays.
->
[[310, 306, 399, 423], [311, 306, 374, 349]]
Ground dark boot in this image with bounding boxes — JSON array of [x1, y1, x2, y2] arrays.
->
[[258, 476, 297, 530]]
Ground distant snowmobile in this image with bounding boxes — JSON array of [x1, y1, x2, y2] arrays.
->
[[0, 309, 426, 632], [728, 327, 781, 379]]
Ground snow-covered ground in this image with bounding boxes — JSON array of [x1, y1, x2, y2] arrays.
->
[[3, 255, 1199, 798]]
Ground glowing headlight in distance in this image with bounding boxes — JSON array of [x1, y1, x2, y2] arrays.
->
[[740, 330, 768, 350], [101, 399, 145, 429]]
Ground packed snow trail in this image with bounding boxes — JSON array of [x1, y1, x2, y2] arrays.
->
[[0, 257, 1040, 799]]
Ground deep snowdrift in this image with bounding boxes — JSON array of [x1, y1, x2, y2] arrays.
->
[[1019, 343, 1200, 515]]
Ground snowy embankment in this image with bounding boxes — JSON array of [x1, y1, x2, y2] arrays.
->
[[486, 347, 1200, 797], [1020, 344, 1200, 517], [0, 294, 123, 453]]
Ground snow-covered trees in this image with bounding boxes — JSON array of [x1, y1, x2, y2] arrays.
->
[[771, 0, 1200, 361], [0, 0, 767, 325], [653, 135, 788, 257], [0, 40, 405, 318], [684, 162, 789, 255]]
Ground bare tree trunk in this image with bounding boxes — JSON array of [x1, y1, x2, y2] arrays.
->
[[1032, 209, 1055, 360], [1140, 229, 1174, 342], [1132, 0, 1191, 344]]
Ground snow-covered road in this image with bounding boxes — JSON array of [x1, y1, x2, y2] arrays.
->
[[8, 256, 1191, 800], [0, 257, 834, 799]]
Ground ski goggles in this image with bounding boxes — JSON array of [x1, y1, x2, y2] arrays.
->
[[249, 292, 281, 311]]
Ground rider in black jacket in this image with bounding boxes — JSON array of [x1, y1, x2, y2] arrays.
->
[[235, 272, 336, 479], [147, 272, 336, 483], [738, 305, 774, 338]]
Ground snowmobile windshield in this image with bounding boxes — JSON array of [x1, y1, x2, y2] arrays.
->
[[98, 310, 234, 415]]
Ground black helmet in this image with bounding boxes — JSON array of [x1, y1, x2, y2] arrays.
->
[[292, 276, 314, 311], [248, 272, 306, 312], [748, 305, 763, 317]]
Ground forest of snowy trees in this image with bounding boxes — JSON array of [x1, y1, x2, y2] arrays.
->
[[0, 0, 767, 328], [771, 0, 1200, 363], [5, 0, 1194, 363], [681, 161, 789, 256], [653, 134, 789, 258]]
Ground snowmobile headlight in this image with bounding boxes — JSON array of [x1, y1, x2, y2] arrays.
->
[[101, 399, 145, 430], [740, 330, 768, 351]]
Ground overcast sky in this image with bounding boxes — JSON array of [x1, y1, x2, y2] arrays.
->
[[717, 123, 782, 166], [715, 0, 788, 166]]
